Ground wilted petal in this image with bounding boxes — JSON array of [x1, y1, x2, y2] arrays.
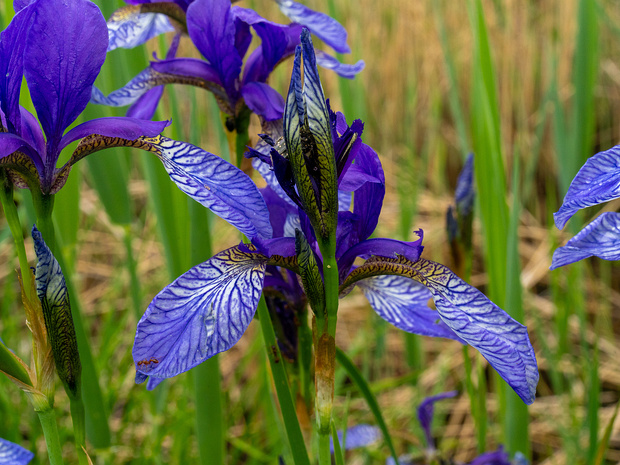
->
[[276, 0, 351, 53], [315, 50, 364, 79], [331, 424, 381, 453], [107, 6, 173, 52], [415, 259, 538, 405], [146, 136, 272, 239], [0, 437, 33, 465], [417, 391, 458, 448], [358, 275, 463, 342], [551, 212, 620, 269], [241, 82, 284, 121], [133, 246, 267, 379], [554, 145, 620, 229], [24, 0, 108, 148]]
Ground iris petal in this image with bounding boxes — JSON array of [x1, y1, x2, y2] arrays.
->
[[358, 275, 463, 342], [551, 212, 620, 269], [331, 425, 381, 453], [415, 259, 538, 405], [554, 145, 620, 229], [276, 0, 351, 53], [315, 50, 365, 79], [133, 246, 267, 379], [107, 6, 173, 52], [146, 136, 273, 239], [417, 391, 458, 448], [241, 82, 285, 121], [0, 437, 33, 465], [24, 0, 108, 149]]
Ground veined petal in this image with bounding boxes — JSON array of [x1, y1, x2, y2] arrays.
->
[[551, 212, 620, 269], [133, 246, 267, 379], [91, 67, 164, 108], [241, 82, 284, 121], [315, 50, 364, 79], [24, 0, 108, 149], [276, 0, 351, 53], [414, 259, 538, 405], [107, 5, 173, 52], [150, 136, 272, 239], [554, 145, 620, 229], [358, 275, 463, 342], [0, 437, 34, 465]]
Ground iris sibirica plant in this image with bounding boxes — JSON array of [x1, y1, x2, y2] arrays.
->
[[552, 145, 620, 268], [132, 30, 538, 461], [94, 0, 364, 141]]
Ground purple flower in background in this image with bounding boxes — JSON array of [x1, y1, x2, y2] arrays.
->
[[552, 145, 620, 269], [417, 391, 458, 450], [0, 437, 33, 465], [0, 0, 170, 194], [132, 32, 538, 408], [94, 0, 364, 123]]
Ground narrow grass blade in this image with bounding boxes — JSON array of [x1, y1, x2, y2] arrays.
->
[[593, 398, 619, 465], [335, 347, 399, 465]]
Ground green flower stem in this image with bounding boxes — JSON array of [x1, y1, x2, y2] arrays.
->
[[69, 395, 89, 465], [0, 171, 33, 297], [256, 297, 311, 465], [37, 407, 65, 465]]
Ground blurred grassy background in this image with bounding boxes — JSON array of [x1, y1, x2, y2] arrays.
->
[[1, 0, 620, 463]]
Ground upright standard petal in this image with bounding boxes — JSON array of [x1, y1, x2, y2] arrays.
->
[[358, 275, 463, 342], [0, 437, 34, 465], [107, 5, 173, 51], [133, 246, 268, 380], [186, 0, 242, 98], [551, 212, 620, 269], [554, 145, 620, 229], [276, 0, 351, 53], [24, 0, 108, 150], [414, 259, 538, 405]]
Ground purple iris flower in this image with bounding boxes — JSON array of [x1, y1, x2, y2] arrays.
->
[[0, 0, 171, 194], [0, 437, 33, 465], [132, 32, 538, 407], [552, 145, 620, 269], [94, 0, 364, 122]]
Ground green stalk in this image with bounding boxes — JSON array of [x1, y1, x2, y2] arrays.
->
[[0, 171, 32, 298], [256, 297, 311, 465], [37, 408, 65, 465], [68, 396, 89, 465]]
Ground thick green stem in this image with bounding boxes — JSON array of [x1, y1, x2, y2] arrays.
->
[[0, 171, 33, 298], [256, 297, 310, 465], [69, 396, 89, 465], [37, 408, 65, 465]]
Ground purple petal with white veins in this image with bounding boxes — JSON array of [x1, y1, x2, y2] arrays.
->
[[358, 275, 463, 342], [241, 82, 284, 121], [187, 0, 241, 98], [416, 259, 538, 405], [551, 212, 620, 269], [315, 50, 365, 79], [91, 67, 164, 108], [331, 424, 381, 453], [554, 145, 620, 229], [24, 0, 108, 150], [133, 246, 267, 379], [59, 117, 169, 152], [149, 136, 272, 239], [416, 391, 458, 448], [276, 0, 351, 53], [0, 437, 34, 465], [107, 8, 173, 52]]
